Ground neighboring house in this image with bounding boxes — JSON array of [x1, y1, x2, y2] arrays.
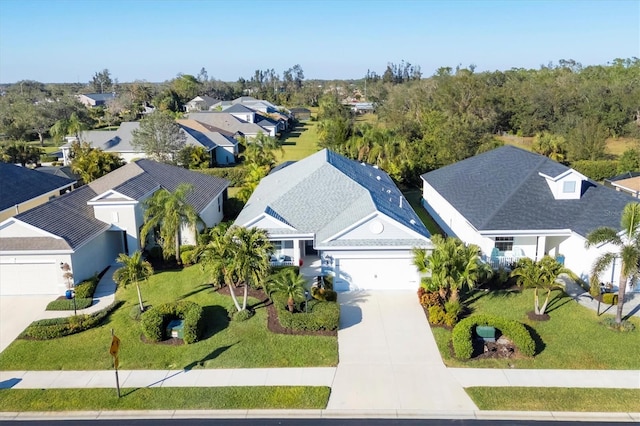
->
[[77, 93, 117, 108], [0, 160, 229, 296], [0, 163, 76, 222], [605, 172, 640, 198], [62, 120, 238, 166], [186, 112, 270, 140], [35, 165, 81, 185], [235, 149, 432, 291], [185, 95, 221, 112], [290, 107, 311, 121], [421, 145, 637, 290]]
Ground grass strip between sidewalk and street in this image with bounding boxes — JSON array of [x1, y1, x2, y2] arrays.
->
[[0, 386, 330, 411], [466, 387, 640, 412]]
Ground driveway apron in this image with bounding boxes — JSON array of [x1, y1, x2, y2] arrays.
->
[[327, 291, 477, 411], [0, 295, 50, 353]]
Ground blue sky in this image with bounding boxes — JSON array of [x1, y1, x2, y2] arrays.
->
[[0, 0, 638, 83]]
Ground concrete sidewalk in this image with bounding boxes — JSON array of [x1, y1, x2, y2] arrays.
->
[[561, 276, 640, 318], [38, 264, 117, 320], [0, 368, 337, 390]]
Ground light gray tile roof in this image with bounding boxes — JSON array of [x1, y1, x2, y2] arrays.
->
[[421, 145, 636, 237], [187, 112, 268, 136], [223, 104, 255, 114], [78, 122, 141, 153], [0, 163, 75, 212], [9, 160, 229, 251], [235, 149, 430, 247]]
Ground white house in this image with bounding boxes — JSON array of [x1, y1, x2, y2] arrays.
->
[[0, 160, 229, 296], [421, 145, 638, 291], [235, 149, 433, 291], [61, 120, 238, 166]]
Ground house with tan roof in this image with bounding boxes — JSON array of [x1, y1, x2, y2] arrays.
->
[[0, 160, 229, 296], [605, 172, 640, 198]]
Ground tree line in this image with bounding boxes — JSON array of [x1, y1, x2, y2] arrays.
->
[[317, 58, 640, 185]]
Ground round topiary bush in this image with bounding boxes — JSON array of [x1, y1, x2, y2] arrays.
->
[[140, 301, 204, 344], [232, 309, 254, 322], [452, 314, 536, 359]]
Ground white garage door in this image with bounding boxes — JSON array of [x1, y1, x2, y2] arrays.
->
[[334, 257, 420, 291], [0, 262, 59, 296]]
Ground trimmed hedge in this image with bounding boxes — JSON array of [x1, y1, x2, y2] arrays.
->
[[21, 301, 122, 340], [46, 298, 93, 311], [74, 275, 100, 299], [197, 166, 247, 187], [140, 301, 204, 344], [601, 293, 618, 305], [272, 292, 339, 331], [451, 314, 536, 360]]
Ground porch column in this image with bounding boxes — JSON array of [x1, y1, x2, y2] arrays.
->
[[293, 239, 302, 266], [535, 236, 546, 261]]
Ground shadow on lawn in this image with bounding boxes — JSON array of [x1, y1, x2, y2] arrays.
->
[[200, 305, 231, 340], [178, 284, 215, 301], [183, 342, 238, 371], [544, 290, 572, 314], [524, 324, 546, 355]]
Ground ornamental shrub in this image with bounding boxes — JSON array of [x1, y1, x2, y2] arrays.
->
[[21, 301, 122, 340], [427, 305, 447, 325], [232, 309, 254, 322], [601, 293, 618, 305], [451, 314, 536, 359], [74, 275, 100, 299], [197, 166, 247, 186], [180, 249, 195, 265], [272, 292, 339, 331], [140, 301, 204, 344], [311, 286, 337, 302]]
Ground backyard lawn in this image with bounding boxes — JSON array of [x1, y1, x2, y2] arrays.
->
[[0, 266, 338, 370], [278, 121, 320, 162], [403, 189, 445, 236], [432, 288, 640, 369]]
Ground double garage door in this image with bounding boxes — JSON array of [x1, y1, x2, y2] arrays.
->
[[0, 261, 59, 296], [333, 257, 420, 291]]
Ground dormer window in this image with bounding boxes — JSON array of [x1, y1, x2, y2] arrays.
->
[[563, 181, 576, 193]]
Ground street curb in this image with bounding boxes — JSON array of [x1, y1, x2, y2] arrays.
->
[[1, 409, 638, 422]]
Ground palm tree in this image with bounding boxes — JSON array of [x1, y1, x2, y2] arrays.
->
[[413, 235, 485, 302], [140, 183, 201, 264], [237, 163, 268, 202], [269, 268, 306, 312], [510, 256, 572, 316], [227, 226, 273, 312], [113, 251, 154, 312], [586, 202, 640, 324], [50, 112, 86, 143], [199, 228, 243, 311]]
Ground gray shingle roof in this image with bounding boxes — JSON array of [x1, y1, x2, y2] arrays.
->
[[235, 149, 430, 247], [0, 163, 75, 212], [82, 93, 116, 102], [420, 145, 636, 237], [224, 104, 255, 114], [8, 160, 229, 250]]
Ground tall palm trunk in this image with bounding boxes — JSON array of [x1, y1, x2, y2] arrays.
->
[[616, 274, 628, 324], [287, 297, 295, 313], [228, 284, 242, 312], [242, 283, 248, 311], [538, 288, 552, 315], [175, 228, 181, 265], [135, 282, 144, 312]]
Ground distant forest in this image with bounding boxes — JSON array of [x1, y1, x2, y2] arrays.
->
[[1, 58, 638, 183]]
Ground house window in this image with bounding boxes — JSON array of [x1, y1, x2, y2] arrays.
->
[[563, 181, 576, 193], [273, 240, 293, 251], [495, 237, 513, 252]]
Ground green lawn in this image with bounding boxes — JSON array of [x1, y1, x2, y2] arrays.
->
[[0, 386, 330, 411], [403, 189, 445, 236], [278, 121, 321, 162], [432, 289, 640, 369], [0, 266, 337, 370], [467, 387, 640, 412]]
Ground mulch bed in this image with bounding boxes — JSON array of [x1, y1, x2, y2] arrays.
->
[[527, 311, 550, 321], [216, 285, 336, 337], [140, 333, 184, 346]]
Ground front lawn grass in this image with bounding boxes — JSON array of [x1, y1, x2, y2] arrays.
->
[[278, 121, 320, 162], [0, 266, 337, 370], [467, 387, 640, 412], [432, 289, 640, 369], [0, 386, 330, 411]]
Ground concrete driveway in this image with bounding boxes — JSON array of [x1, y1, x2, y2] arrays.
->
[[327, 291, 477, 412], [0, 295, 51, 353]]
